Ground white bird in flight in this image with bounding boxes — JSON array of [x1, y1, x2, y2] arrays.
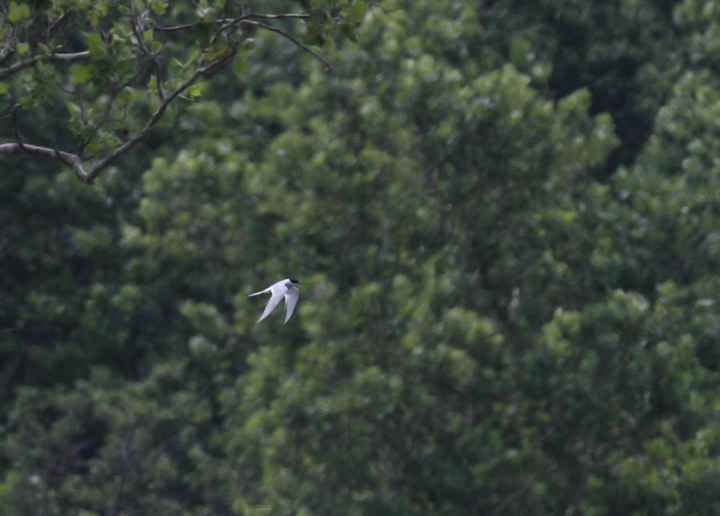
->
[[249, 278, 301, 324]]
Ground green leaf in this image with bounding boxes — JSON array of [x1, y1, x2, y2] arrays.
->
[[16, 42, 29, 55], [116, 58, 135, 74], [85, 33, 106, 59], [67, 102, 81, 117], [8, 1, 31, 23], [70, 64, 93, 84], [202, 45, 227, 61], [341, 24, 358, 42], [345, 0, 369, 24], [510, 37, 532, 72], [0, 83, 9, 95], [119, 87, 135, 102], [36, 43, 50, 58], [151, 0, 167, 15], [95, 1, 108, 15], [19, 96, 36, 108], [188, 81, 207, 98]]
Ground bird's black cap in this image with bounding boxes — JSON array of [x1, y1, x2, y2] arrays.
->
[[290, 278, 301, 284]]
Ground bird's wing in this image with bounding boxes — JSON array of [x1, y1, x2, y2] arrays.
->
[[248, 287, 271, 297], [256, 291, 284, 323], [283, 287, 300, 324]]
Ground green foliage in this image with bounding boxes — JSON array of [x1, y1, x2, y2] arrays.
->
[[0, 0, 369, 182], [3, 0, 720, 514]]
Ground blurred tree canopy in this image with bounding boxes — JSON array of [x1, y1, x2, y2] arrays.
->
[[3, 0, 720, 515]]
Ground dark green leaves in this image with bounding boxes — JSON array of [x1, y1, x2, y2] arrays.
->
[[3, 0, 720, 515]]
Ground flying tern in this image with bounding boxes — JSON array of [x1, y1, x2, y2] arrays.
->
[[249, 278, 301, 324]]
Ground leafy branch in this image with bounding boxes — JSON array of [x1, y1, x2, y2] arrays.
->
[[0, 0, 368, 184]]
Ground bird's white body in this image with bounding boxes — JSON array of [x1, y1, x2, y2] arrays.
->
[[249, 278, 300, 324]]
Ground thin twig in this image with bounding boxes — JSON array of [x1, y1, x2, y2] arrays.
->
[[130, 17, 166, 101], [241, 19, 333, 72], [239, 13, 310, 20], [0, 51, 91, 80], [152, 22, 196, 32], [218, 12, 310, 33], [130, 16, 151, 56], [47, 13, 67, 36], [150, 53, 166, 101], [11, 105, 24, 150], [152, 12, 309, 32]]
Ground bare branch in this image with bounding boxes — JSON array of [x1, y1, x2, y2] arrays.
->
[[152, 22, 196, 32], [0, 51, 91, 80], [152, 12, 310, 32], [0, 142, 88, 182], [240, 13, 310, 20], [241, 20, 333, 72], [0, 48, 15, 68], [11, 105, 24, 150], [219, 12, 310, 32]]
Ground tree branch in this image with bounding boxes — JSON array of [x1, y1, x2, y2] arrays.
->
[[83, 65, 211, 183], [152, 22, 195, 32], [0, 51, 91, 80], [47, 13, 68, 37], [0, 142, 88, 181], [152, 12, 310, 32], [0, 48, 15, 68], [0, 52, 226, 183], [10, 104, 24, 150], [0, 9, 333, 184], [241, 20, 333, 72], [239, 13, 310, 20]]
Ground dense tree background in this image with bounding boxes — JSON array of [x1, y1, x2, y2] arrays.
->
[[3, 0, 720, 514]]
